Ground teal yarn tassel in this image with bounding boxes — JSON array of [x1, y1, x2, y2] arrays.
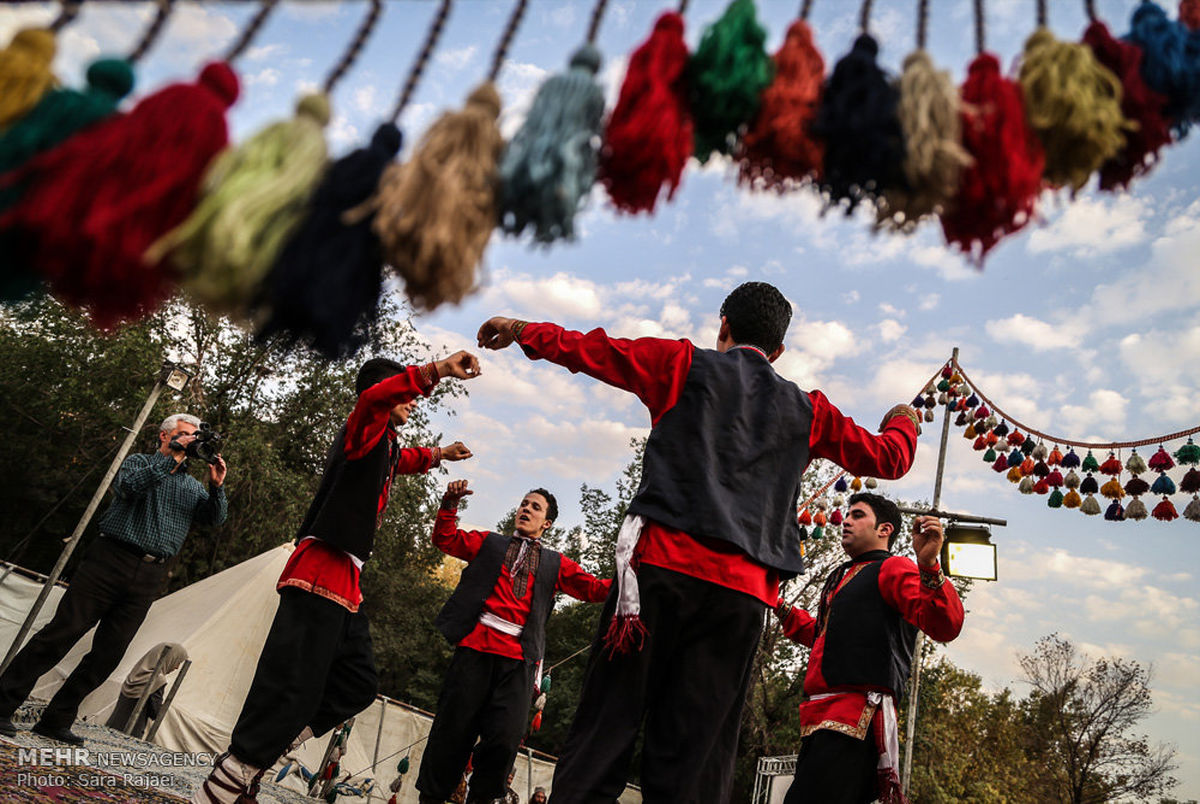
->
[[0, 59, 134, 302], [498, 44, 605, 244]]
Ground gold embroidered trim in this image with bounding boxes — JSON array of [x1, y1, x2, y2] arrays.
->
[[800, 702, 877, 740], [278, 579, 360, 613]]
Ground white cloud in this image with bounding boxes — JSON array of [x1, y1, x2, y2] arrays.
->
[[1057, 389, 1129, 440], [351, 84, 378, 115], [1027, 195, 1152, 257], [435, 45, 477, 72], [878, 319, 907, 342], [245, 67, 281, 87], [985, 313, 1085, 352]]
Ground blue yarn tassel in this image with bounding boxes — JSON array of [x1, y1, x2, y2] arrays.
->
[[1125, 0, 1200, 135], [256, 123, 402, 358], [1151, 473, 1177, 495], [498, 44, 605, 244]]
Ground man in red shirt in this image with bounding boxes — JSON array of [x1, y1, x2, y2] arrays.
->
[[775, 493, 964, 803], [476, 281, 922, 802], [194, 352, 480, 804], [417, 480, 610, 804]]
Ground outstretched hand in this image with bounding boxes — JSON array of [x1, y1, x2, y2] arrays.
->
[[441, 441, 472, 462], [477, 317, 521, 351], [912, 515, 944, 568], [443, 479, 473, 507], [879, 403, 922, 436], [436, 350, 481, 380]]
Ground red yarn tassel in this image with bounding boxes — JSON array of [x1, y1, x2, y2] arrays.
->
[[941, 53, 1044, 265], [599, 12, 692, 214], [1, 63, 238, 326], [602, 613, 649, 658], [1182, 0, 1200, 30], [738, 19, 825, 190], [1152, 497, 1179, 521], [1082, 21, 1171, 190]]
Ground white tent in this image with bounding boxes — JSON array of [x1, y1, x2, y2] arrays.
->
[[3, 546, 641, 802]]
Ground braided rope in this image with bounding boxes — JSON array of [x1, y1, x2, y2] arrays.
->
[[679, 0, 690, 15], [391, 0, 453, 121], [50, 1, 82, 33], [917, 0, 929, 49], [586, 0, 609, 44], [489, 0, 529, 82], [323, 0, 383, 94], [801, 0, 815, 21], [860, 0, 875, 33], [1036, 0, 1047, 27], [952, 358, 1200, 450], [128, 0, 173, 64], [974, 0, 985, 53], [1084, 0, 1097, 22], [223, 0, 280, 63]]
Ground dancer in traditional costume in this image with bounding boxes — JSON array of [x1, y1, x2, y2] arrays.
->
[[476, 281, 922, 802], [775, 494, 964, 803], [417, 481, 610, 804], [194, 352, 480, 804]]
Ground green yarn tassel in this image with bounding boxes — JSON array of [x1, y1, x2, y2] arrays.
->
[[1018, 27, 1128, 191], [150, 93, 331, 320], [1175, 438, 1200, 465], [397, 756, 410, 775], [688, 0, 774, 163], [1081, 450, 1100, 472], [498, 44, 605, 244], [1048, 488, 1064, 508]]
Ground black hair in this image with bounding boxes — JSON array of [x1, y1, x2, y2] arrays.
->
[[848, 492, 903, 550], [527, 488, 558, 523], [719, 281, 792, 354], [356, 357, 406, 396]]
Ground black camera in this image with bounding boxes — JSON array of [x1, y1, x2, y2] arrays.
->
[[185, 422, 224, 465]]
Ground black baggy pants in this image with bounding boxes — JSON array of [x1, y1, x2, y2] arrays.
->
[[783, 729, 879, 804], [229, 587, 378, 769], [416, 646, 537, 803], [549, 564, 765, 804], [0, 541, 166, 729]]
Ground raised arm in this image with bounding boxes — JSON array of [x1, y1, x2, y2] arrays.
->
[[774, 602, 817, 648], [808, 392, 921, 480], [478, 318, 692, 422], [432, 480, 486, 562], [556, 556, 612, 603]]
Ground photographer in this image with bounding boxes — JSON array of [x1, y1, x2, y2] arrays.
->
[[0, 413, 227, 745]]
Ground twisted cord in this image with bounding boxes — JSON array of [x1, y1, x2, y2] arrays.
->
[[489, 0, 529, 82], [323, 0, 384, 94], [223, 0, 280, 63], [128, 0, 173, 64], [391, 0, 453, 120]]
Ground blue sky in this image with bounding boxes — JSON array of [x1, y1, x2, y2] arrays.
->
[[4, 0, 1199, 796]]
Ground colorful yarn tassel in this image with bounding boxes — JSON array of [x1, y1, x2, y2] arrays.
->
[[257, 123, 401, 358], [1048, 489, 1064, 508], [1063, 489, 1083, 508], [1125, 476, 1151, 496], [1184, 495, 1200, 521], [1082, 20, 1171, 189], [498, 44, 605, 243], [812, 34, 905, 211], [1018, 27, 1127, 191], [1184, 0, 1200, 29], [877, 50, 971, 232], [739, 19, 824, 190], [1180, 467, 1200, 493], [599, 13, 692, 214], [1081, 493, 1102, 515], [374, 82, 503, 312], [1176, 437, 1200, 464], [151, 93, 331, 319], [688, 0, 774, 163], [0, 60, 135, 302], [1151, 474, 1177, 495], [1125, 0, 1200, 135], [0, 63, 239, 326], [941, 53, 1044, 264], [1125, 449, 1149, 474], [1125, 497, 1149, 519], [1104, 501, 1126, 520], [1152, 496, 1179, 521], [0, 28, 56, 130]]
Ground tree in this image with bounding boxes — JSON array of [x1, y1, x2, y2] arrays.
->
[[1019, 633, 1178, 803]]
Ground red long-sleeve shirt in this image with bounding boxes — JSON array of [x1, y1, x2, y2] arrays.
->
[[779, 556, 964, 737], [278, 364, 440, 612], [517, 323, 919, 605], [434, 508, 612, 661]]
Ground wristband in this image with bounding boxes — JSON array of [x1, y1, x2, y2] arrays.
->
[[511, 320, 529, 340], [919, 564, 946, 590]]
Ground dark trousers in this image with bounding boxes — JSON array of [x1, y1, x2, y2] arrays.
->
[[550, 565, 765, 804], [416, 647, 537, 802], [229, 587, 377, 769], [783, 729, 879, 804], [0, 541, 166, 728], [105, 687, 163, 738]]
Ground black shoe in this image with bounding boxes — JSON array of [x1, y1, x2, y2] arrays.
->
[[0, 716, 16, 737], [32, 722, 84, 745]]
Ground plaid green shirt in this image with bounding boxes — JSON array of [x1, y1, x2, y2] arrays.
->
[[97, 452, 227, 558]]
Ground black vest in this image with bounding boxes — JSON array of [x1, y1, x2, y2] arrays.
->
[[435, 533, 563, 664], [820, 555, 918, 699], [293, 423, 395, 563], [627, 347, 812, 576]]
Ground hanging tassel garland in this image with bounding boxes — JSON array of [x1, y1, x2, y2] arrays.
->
[[1080, 473, 1100, 494], [1099, 453, 1123, 474], [1082, 450, 1101, 471], [1100, 477, 1125, 498], [1176, 437, 1200, 464], [149, 93, 331, 319], [0, 28, 57, 130], [1149, 446, 1176, 471], [0, 63, 240, 326], [1125, 0, 1200, 135], [374, 82, 503, 311], [739, 19, 825, 190], [1081, 493, 1102, 515], [1048, 489, 1064, 507], [1082, 20, 1171, 189], [1104, 501, 1125, 520], [1018, 27, 1127, 191], [1126, 449, 1149, 474], [599, 12, 692, 214], [256, 123, 402, 358], [1061, 449, 1082, 468], [1125, 497, 1149, 519], [1125, 476, 1151, 496], [1184, 495, 1200, 521], [1153, 497, 1179, 521], [1180, 467, 1200, 493], [688, 0, 774, 163], [877, 50, 971, 232], [1151, 474, 1177, 495], [1063, 489, 1083, 508], [812, 34, 905, 211], [498, 44, 605, 244], [1065, 469, 1082, 489], [941, 53, 1044, 264]]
